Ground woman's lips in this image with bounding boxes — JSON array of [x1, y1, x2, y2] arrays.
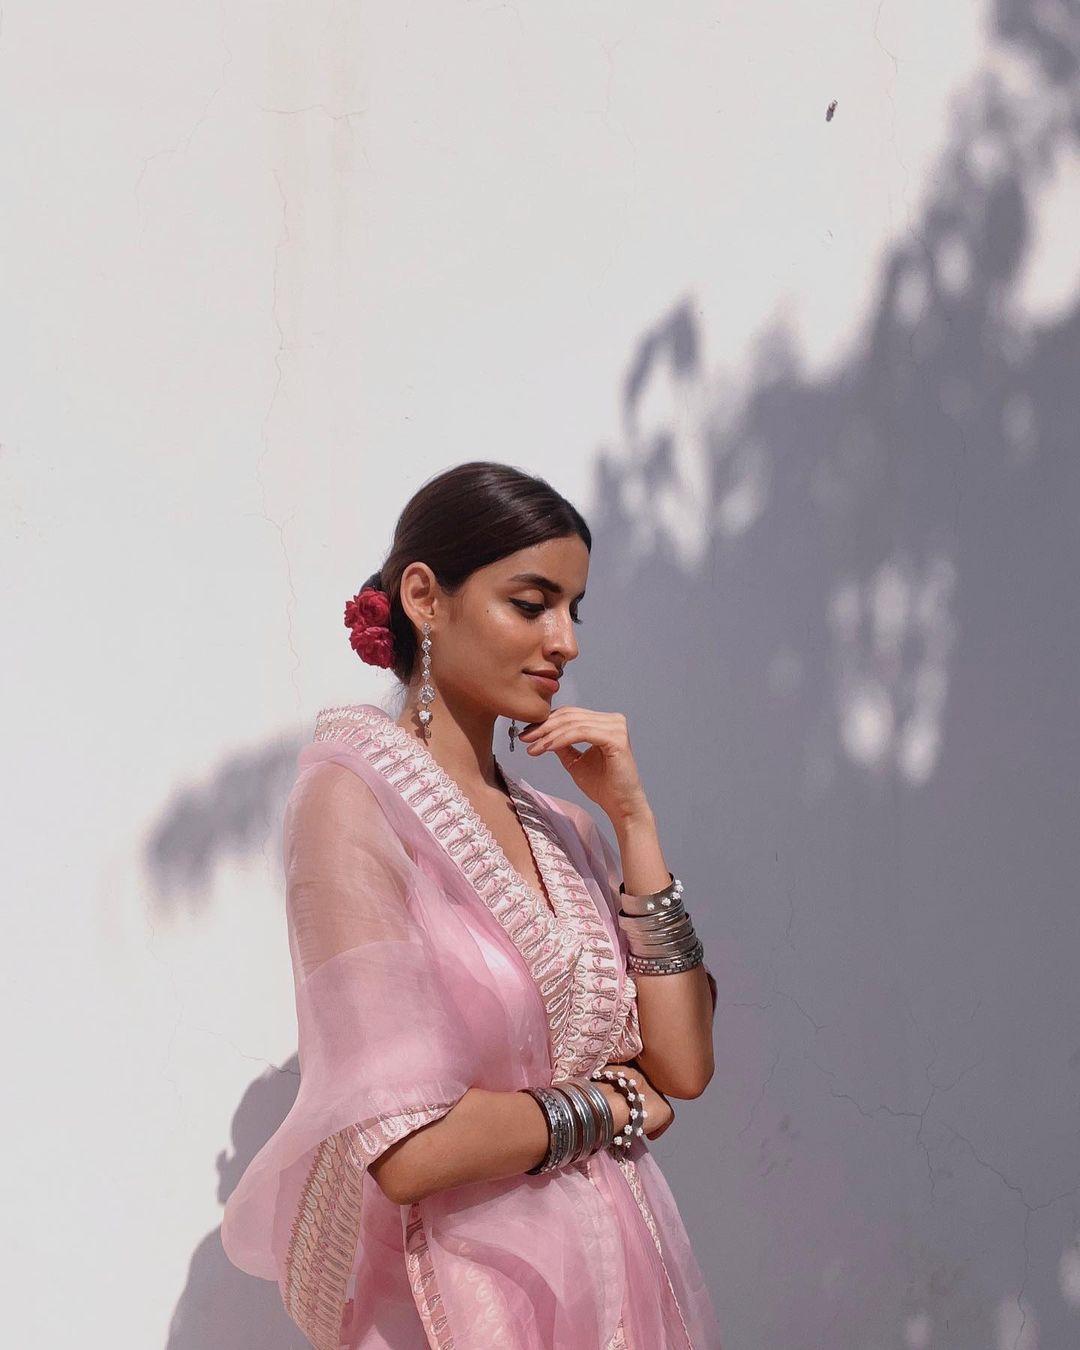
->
[[525, 672, 559, 693]]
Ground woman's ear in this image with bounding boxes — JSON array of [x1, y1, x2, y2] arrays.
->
[[397, 560, 439, 631]]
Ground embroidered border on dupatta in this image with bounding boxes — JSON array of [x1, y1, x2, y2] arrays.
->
[[609, 987, 644, 1063], [497, 775, 638, 1079], [520, 785, 644, 1068], [282, 1129, 364, 1350], [605, 1320, 632, 1350], [403, 1202, 456, 1349], [613, 1152, 696, 1350], [282, 1105, 457, 1350]]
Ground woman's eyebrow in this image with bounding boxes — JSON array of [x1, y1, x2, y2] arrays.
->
[[507, 572, 586, 601]]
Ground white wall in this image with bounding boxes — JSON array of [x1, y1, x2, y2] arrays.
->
[[4, 3, 1079, 1346]]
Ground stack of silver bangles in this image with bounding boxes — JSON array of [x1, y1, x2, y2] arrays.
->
[[618, 871, 705, 975], [522, 1068, 646, 1174]]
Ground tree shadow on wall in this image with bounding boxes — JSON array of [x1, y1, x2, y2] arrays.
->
[[158, 6, 1080, 1346], [145, 736, 302, 911], [572, 29, 1080, 1349]]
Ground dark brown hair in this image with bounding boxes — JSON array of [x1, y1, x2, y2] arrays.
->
[[358, 461, 592, 684]]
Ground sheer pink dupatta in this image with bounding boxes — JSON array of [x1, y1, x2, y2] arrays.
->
[[221, 742, 626, 1348], [221, 752, 495, 1345]]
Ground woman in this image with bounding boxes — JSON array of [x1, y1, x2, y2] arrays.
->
[[221, 461, 724, 1348]]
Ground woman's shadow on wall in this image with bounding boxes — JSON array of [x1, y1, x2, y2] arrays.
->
[[145, 735, 311, 1347], [166, 1054, 308, 1349]]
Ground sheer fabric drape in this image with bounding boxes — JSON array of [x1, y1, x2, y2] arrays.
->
[[221, 709, 723, 1348]]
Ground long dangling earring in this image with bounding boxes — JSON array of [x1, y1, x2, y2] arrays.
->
[[417, 621, 436, 737], [508, 719, 518, 752]]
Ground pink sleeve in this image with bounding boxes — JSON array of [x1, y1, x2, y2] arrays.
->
[[221, 759, 481, 1346], [284, 759, 415, 978]]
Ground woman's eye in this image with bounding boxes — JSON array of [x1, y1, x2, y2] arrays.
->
[[512, 599, 584, 626]]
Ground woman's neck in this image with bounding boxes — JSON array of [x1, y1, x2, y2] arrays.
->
[[394, 691, 501, 794]]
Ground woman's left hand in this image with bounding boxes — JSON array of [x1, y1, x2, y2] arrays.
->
[[602, 1059, 676, 1141], [518, 706, 649, 821]]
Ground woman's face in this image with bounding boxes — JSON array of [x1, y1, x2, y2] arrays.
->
[[433, 534, 589, 722]]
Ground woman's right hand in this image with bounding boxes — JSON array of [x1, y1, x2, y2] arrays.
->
[[594, 1061, 675, 1142]]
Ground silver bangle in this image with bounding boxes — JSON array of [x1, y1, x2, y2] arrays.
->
[[618, 871, 683, 916], [523, 1077, 618, 1174], [620, 911, 697, 949], [627, 938, 706, 975], [619, 906, 700, 957], [555, 1083, 597, 1163], [553, 1085, 585, 1161], [571, 1077, 616, 1151], [618, 871, 705, 969], [522, 1085, 576, 1174]]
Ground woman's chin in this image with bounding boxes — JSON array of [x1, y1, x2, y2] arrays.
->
[[504, 689, 552, 720]]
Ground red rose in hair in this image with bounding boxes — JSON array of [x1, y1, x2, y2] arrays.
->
[[344, 586, 391, 630], [349, 623, 395, 667], [343, 584, 395, 666]]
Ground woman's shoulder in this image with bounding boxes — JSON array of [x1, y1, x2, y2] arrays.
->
[[310, 700, 378, 745], [287, 756, 382, 831], [294, 703, 395, 811]]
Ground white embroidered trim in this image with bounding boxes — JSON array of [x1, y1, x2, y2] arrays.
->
[[312, 703, 636, 1076]]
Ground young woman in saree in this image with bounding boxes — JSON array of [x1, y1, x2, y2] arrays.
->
[[221, 461, 724, 1348]]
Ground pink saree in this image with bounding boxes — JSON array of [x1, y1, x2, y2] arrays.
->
[[221, 702, 723, 1349]]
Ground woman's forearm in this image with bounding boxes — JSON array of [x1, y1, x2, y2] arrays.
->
[[612, 802, 716, 1099], [368, 1084, 630, 1206]]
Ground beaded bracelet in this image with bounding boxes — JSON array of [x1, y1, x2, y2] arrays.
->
[[589, 1065, 647, 1148]]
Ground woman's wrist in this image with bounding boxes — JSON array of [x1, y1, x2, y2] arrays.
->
[[610, 796, 655, 832]]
